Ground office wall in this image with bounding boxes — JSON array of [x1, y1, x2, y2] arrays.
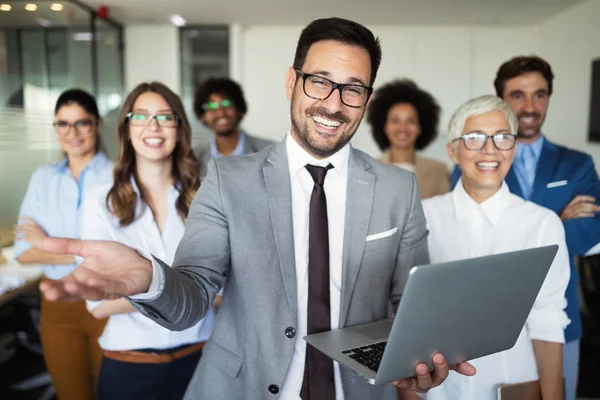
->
[[536, 0, 600, 167], [238, 25, 536, 166], [120, 3, 600, 169], [124, 25, 181, 93]]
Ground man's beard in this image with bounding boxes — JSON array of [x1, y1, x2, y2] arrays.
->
[[214, 127, 238, 137], [516, 112, 543, 139], [213, 116, 240, 138], [290, 98, 355, 158]]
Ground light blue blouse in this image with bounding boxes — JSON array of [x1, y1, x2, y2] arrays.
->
[[13, 152, 114, 279]]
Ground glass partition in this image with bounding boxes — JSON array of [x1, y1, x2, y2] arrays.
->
[[180, 26, 229, 144], [0, 1, 124, 236]]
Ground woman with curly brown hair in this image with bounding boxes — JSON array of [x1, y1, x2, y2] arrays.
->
[[81, 82, 216, 400], [366, 79, 449, 199]]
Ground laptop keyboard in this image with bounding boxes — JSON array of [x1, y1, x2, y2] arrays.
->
[[342, 341, 387, 372]]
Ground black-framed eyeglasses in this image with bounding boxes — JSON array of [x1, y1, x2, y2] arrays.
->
[[294, 69, 372, 108], [53, 119, 96, 136], [452, 132, 517, 151], [126, 112, 179, 128]]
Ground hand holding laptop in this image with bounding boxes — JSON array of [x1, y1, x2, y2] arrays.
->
[[304, 247, 557, 390], [393, 352, 476, 393]]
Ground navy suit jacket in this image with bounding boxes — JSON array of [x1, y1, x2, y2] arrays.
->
[[451, 139, 600, 341]]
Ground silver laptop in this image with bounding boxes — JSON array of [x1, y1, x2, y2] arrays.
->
[[304, 245, 559, 385]]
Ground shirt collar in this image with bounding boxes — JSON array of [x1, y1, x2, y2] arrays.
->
[[129, 174, 180, 196], [128, 174, 180, 217], [516, 134, 544, 163], [209, 130, 246, 159], [452, 177, 511, 227], [57, 151, 110, 174], [285, 131, 350, 182]]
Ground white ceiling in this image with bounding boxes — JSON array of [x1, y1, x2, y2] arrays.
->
[[0, 0, 584, 28], [78, 0, 584, 25]]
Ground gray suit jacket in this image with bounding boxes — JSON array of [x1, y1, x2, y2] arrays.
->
[[132, 140, 430, 400], [194, 132, 275, 180]]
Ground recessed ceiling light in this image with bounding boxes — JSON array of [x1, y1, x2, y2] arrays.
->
[[170, 15, 186, 27], [0, 4, 12, 12], [50, 3, 64, 11], [25, 3, 38, 11]]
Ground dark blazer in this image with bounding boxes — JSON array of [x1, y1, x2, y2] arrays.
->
[[451, 138, 600, 341]]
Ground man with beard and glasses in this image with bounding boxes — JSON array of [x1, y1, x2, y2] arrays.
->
[[451, 55, 600, 400], [33, 17, 476, 400], [193, 77, 274, 179]]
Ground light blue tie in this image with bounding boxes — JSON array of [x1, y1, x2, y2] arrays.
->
[[519, 145, 536, 199]]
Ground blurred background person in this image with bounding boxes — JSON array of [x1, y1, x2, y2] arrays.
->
[[192, 77, 274, 179], [367, 79, 449, 199], [420, 95, 569, 400], [12, 89, 114, 400], [84, 82, 216, 400]]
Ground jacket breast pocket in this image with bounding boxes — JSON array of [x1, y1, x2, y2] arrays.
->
[[545, 182, 573, 207], [364, 227, 398, 252]]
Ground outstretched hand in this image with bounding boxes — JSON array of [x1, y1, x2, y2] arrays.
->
[[38, 237, 153, 302]]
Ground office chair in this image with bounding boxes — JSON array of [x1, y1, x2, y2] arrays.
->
[[7, 295, 55, 400]]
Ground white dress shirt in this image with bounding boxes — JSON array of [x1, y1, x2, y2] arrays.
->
[[278, 133, 349, 399], [83, 181, 216, 351], [421, 179, 570, 400]]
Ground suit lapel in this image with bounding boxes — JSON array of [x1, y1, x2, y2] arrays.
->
[[263, 143, 297, 316], [243, 133, 257, 154], [504, 168, 523, 198], [530, 139, 560, 204], [339, 149, 375, 326]]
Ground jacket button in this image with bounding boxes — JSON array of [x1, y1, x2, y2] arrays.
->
[[285, 327, 296, 338], [268, 384, 279, 394], [147, 311, 158, 319]]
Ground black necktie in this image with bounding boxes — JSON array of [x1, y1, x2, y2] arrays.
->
[[301, 163, 335, 400]]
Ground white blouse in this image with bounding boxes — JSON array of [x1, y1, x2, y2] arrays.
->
[[83, 181, 216, 351], [421, 179, 570, 400]]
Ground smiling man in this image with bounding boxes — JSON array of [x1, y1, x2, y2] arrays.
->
[[451, 56, 600, 400], [37, 17, 475, 399], [193, 77, 274, 179]]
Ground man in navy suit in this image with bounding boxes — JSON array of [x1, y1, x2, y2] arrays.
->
[[451, 55, 600, 400]]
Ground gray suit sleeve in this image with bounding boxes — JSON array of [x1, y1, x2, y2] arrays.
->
[[390, 174, 430, 312], [130, 159, 230, 331]]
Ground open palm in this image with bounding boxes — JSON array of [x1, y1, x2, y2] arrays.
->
[[39, 237, 153, 301]]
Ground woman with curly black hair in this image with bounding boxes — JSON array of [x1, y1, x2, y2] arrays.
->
[[367, 79, 449, 199]]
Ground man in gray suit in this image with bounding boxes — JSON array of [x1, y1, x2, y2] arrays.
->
[[192, 77, 274, 179], [39, 17, 475, 400]]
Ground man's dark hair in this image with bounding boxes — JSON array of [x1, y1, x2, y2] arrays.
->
[[366, 79, 441, 151], [494, 55, 554, 98], [193, 77, 248, 120], [293, 17, 382, 87]]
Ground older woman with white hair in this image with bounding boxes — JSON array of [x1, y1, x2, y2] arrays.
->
[[416, 95, 570, 400]]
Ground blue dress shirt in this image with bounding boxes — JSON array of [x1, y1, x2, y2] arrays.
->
[[513, 135, 545, 199], [209, 131, 246, 159], [13, 152, 114, 279]]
